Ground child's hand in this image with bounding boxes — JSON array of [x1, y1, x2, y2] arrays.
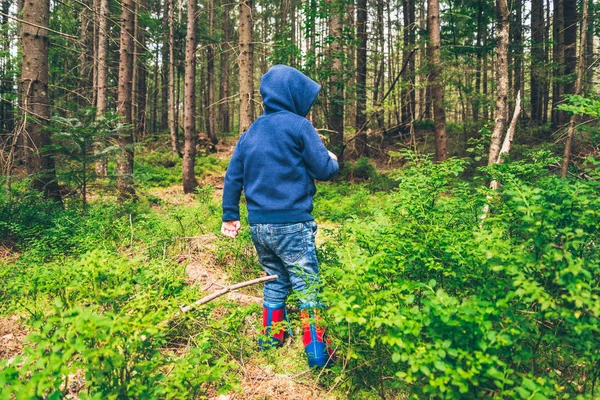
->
[[221, 220, 241, 238]]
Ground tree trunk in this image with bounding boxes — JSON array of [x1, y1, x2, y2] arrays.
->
[[207, 0, 217, 144], [182, 0, 198, 193], [473, 0, 483, 122], [95, 0, 109, 177], [161, 0, 170, 131], [238, 0, 254, 134], [561, 0, 588, 178], [551, 0, 564, 126], [355, 0, 367, 157], [79, 0, 94, 106], [512, 0, 522, 116], [135, 0, 148, 142], [531, 0, 544, 123], [488, 0, 510, 165], [427, 0, 447, 162], [219, 1, 231, 133], [402, 0, 415, 126], [21, 0, 61, 202], [1, 0, 14, 135], [169, 0, 180, 155], [562, 0, 577, 98], [116, 0, 136, 199], [328, 0, 344, 160]]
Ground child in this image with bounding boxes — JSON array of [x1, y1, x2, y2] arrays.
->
[[221, 65, 339, 368]]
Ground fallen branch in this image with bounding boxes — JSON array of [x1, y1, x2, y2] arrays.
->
[[159, 275, 277, 327]]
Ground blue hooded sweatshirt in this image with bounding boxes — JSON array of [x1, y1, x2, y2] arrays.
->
[[222, 65, 339, 224]]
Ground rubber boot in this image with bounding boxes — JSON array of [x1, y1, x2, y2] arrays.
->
[[300, 308, 334, 368], [259, 302, 287, 350]]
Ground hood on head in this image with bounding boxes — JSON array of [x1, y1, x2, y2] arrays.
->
[[260, 65, 321, 117]]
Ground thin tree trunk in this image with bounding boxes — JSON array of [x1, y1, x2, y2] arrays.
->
[[21, 0, 61, 202], [488, 0, 510, 165], [355, 0, 367, 157], [169, 0, 180, 155], [238, 0, 254, 134], [117, 0, 136, 199], [473, 0, 483, 122], [219, 0, 231, 133], [561, 0, 588, 178], [207, 0, 217, 144], [328, 0, 344, 159], [182, 0, 198, 193], [95, 0, 109, 177], [531, 0, 544, 123], [427, 0, 447, 162], [161, 0, 170, 131], [563, 0, 577, 98], [512, 0, 522, 117], [135, 0, 148, 142], [552, 0, 565, 126]]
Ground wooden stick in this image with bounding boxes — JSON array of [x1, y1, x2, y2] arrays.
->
[[159, 275, 278, 327]]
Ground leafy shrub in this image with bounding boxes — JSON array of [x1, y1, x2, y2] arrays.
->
[[322, 152, 600, 398], [0, 250, 236, 399]]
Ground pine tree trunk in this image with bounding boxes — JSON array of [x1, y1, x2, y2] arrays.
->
[[328, 0, 344, 160], [207, 0, 217, 144], [402, 0, 416, 126], [79, 0, 94, 106], [427, 0, 447, 162], [21, 0, 61, 201], [219, 1, 231, 133], [561, 0, 588, 178], [531, 0, 544, 123], [563, 0, 577, 98], [551, 0, 565, 126], [473, 0, 483, 122], [355, 0, 368, 157], [1, 1, 14, 134], [95, 0, 109, 177], [512, 0, 522, 116], [161, 0, 169, 131], [169, 0, 180, 155], [134, 0, 148, 142], [116, 0, 136, 199], [238, 0, 254, 134], [182, 0, 198, 193], [488, 0, 510, 165]]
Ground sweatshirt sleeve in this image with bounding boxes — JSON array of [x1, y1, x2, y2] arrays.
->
[[222, 136, 245, 221], [300, 120, 339, 181]]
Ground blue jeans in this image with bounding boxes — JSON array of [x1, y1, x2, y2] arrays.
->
[[250, 221, 322, 309]]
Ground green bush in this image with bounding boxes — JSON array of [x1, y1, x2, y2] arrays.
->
[[322, 152, 600, 398]]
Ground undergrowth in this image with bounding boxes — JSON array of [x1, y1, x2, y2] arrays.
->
[[1, 146, 599, 399]]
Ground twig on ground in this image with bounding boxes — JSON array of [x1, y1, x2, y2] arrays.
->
[[159, 275, 278, 327]]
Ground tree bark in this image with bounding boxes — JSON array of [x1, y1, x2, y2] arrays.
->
[[116, 0, 136, 199], [488, 0, 510, 165], [219, 1, 231, 133], [95, 0, 109, 177], [561, 0, 588, 178], [169, 0, 180, 155], [21, 0, 61, 202], [402, 0, 415, 126], [207, 0, 217, 144], [427, 0, 447, 162], [238, 0, 254, 134], [1, 1, 14, 135], [531, 0, 544, 123], [182, 0, 198, 193], [328, 0, 344, 160], [355, 0, 367, 157], [135, 0, 148, 142], [562, 0, 577, 98], [551, 0, 565, 126], [161, 0, 170, 131]]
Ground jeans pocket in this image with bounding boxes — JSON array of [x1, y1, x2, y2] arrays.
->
[[273, 225, 307, 265]]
